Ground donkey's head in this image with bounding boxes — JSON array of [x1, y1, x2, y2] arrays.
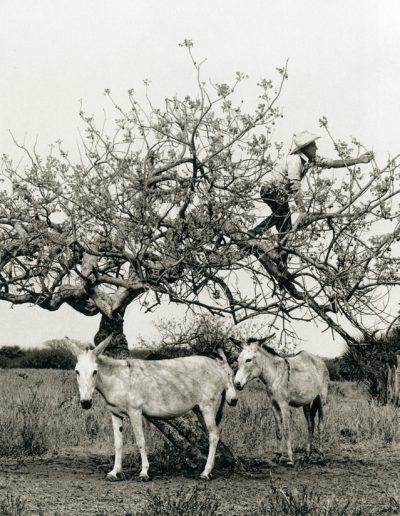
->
[[231, 334, 275, 390], [67, 336, 112, 410], [215, 348, 238, 407]]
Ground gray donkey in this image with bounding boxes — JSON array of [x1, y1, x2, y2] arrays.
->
[[232, 335, 329, 464]]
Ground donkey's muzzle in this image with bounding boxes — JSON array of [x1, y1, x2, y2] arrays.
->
[[234, 382, 244, 391], [227, 398, 238, 407], [81, 399, 92, 410]]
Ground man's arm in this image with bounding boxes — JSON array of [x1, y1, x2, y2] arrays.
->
[[319, 152, 373, 169]]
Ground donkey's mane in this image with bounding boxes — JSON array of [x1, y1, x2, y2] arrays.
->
[[260, 346, 305, 359], [247, 337, 281, 357], [97, 354, 127, 370], [260, 344, 282, 357]]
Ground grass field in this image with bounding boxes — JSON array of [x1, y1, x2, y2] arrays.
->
[[0, 369, 399, 514]]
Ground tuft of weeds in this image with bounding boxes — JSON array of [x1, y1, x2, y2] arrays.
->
[[17, 380, 49, 455], [0, 379, 49, 456], [0, 493, 27, 516], [85, 413, 101, 443], [255, 478, 366, 516], [381, 486, 400, 514], [135, 485, 220, 516]]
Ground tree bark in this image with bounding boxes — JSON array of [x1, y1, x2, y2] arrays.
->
[[387, 353, 400, 406], [94, 316, 236, 470], [94, 313, 130, 358]]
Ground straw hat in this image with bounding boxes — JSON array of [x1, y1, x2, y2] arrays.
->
[[290, 130, 320, 154]]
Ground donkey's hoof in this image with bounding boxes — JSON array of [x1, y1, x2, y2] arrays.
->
[[200, 472, 212, 481], [106, 472, 124, 482], [139, 472, 150, 482], [287, 460, 294, 467]]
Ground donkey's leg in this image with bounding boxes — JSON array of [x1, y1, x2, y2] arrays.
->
[[318, 403, 325, 453], [107, 413, 124, 481], [311, 396, 322, 454], [312, 396, 324, 454], [271, 401, 285, 461], [281, 405, 294, 465], [303, 404, 313, 460], [199, 404, 220, 480], [129, 409, 150, 481]]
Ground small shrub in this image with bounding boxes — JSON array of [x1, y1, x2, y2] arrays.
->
[[136, 486, 220, 516], [255, 481, 365, 516], [85, 413, 100, 443], [0, 356, 11, 369], [385, 490, 400, 514], [0, 493, 27, 516]]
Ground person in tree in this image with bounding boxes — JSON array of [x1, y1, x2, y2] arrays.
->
[[258, 130, 373, 237]]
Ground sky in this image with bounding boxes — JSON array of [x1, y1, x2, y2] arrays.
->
[[1, 0, 400, 356]]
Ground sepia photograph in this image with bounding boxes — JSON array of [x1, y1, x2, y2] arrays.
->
[[1, 1, 399, 514]]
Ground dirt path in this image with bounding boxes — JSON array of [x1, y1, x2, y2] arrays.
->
[[1, 446, 399, 515]]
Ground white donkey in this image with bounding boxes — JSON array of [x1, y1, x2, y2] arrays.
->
[[232, 335, 329, 465], [67, 337, 238, 481]]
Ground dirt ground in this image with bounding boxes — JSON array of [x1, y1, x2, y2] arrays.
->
[[1, 444, 399, 515]]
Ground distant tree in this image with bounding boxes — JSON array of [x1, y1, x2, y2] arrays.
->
[[0, 345, 24, 360], [0, 344, 75, 369], [0, 345, 24, 368], [324, 358, 343, 381], [143, 314, 239, 361], [340, 330, 400, 403], [17, 347, 75, 370]]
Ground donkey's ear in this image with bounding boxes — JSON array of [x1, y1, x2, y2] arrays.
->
[[216, 347, 228, 364], [64, 336, 84, 358], [257, 333, 276, 345], [93, 336, 113, 356], [229, 337, 242, 348]]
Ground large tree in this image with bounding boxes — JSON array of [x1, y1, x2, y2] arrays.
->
[[2, 40, 400, 463], [2, 43, 400, 346]]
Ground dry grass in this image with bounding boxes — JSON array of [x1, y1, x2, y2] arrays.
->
[[0, 370, 398, 461], [0, 371, 399, 515], [134, 485, 220, 516], [0, 493, 27, 516], [222, 380, 399, 457]]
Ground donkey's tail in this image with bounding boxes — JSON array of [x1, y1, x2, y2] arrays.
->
[[215, 391, 226, 426], [311, 394, 323, 423]]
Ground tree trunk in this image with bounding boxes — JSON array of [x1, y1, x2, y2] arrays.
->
[[147, 412, 235, 469], [94, 315, 236, 470], [94, 313, 130, 358], [387, 353, 400, 406]]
